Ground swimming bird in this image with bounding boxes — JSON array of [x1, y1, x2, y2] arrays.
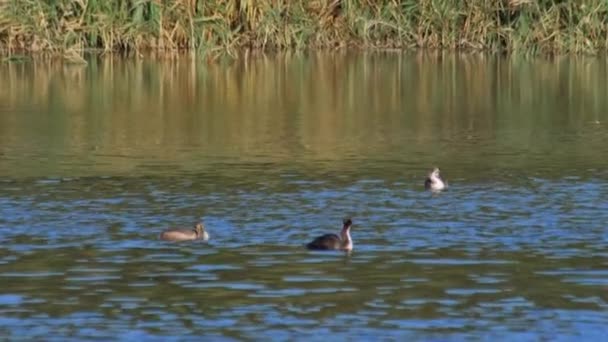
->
[[425, 167, 447, 191], [159, 222, 209, 242], [306, 218, 353, 251]]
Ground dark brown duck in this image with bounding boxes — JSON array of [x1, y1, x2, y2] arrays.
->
[[306, 219, 353, 251]]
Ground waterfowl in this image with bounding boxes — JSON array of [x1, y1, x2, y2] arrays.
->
[[306, 219, 353, 251], [425, 167, 447, 191], [160, 222, 209, 242]]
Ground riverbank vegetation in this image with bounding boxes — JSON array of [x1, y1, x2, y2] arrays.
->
[[1, 0, 607, 56]]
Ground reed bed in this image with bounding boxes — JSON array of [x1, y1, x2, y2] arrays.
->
[[1, 0, 607, 56]]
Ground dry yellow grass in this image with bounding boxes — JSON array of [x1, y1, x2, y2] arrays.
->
[[0, 0, 607, 56]]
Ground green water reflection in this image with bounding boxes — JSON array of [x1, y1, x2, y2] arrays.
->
[[1, 53, 606, 179]]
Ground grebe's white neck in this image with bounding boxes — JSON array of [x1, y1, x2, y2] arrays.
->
[[430, 168, 441, 181], [429, 168, 446, 190], [340, 227, 353, 251]]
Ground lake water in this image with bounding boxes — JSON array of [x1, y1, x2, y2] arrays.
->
[[0, 53, 607, 340]]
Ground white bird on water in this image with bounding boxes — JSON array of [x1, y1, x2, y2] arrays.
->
[[425, 167, 447, 191]]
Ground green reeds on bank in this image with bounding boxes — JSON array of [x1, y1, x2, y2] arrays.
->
[[1, 0, 607, 56]]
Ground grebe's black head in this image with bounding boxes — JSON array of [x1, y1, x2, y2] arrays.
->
[[342, 218, 353, 228]]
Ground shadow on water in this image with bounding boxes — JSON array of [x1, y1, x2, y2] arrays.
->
[[0, 53, 607, 340]]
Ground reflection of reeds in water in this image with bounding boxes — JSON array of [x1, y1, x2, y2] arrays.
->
[[0, 54, 606, 175], [1, 1, 607, 55]]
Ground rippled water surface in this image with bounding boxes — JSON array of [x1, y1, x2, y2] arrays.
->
[[0, 54, 607, 340]]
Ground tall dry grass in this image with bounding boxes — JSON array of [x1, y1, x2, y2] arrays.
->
[[1, 1, 607, 55]]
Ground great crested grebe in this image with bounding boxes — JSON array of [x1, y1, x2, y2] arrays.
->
[[425, 167, 447, 191], [306, 218, 353, 251], [159, 222, 209, 242]]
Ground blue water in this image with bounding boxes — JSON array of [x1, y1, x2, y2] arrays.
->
[[0, 54, 607, 340]]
